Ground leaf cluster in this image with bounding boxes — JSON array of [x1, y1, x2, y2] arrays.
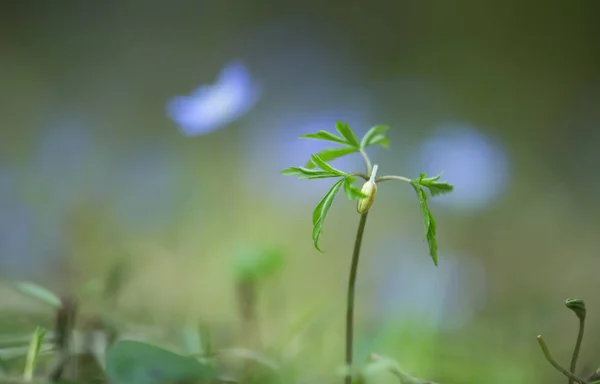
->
[[282, 121, 455, 266], [281, 122, 389, 251]]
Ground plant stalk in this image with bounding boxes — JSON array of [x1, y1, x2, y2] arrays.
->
[[345, 212, 369, 384], [376, 175, 412, 183], [569, 317, 585, 384], [359, 149, 372, 177], [537, 335, 586, 384]]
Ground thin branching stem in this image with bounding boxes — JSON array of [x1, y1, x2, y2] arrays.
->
[[359, 149, 372, 177], [376, 175, 412, 183], [537, 335, 586, 384], [349, 173, 369, 181], [569, 317, 586, 384], [345, 212, 369, 384]]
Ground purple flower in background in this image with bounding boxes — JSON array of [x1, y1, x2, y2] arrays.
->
[[167, 60, 261, 136], [416, 122, 510, 211]]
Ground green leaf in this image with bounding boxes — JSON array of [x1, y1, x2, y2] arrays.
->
[[309, 154, 347, 176], [410, 182, 438, 266], [305, 147, 359, 168], [343, 177, 367, 200], [415, 173, 454, 196], [361, 125, 390, 148], [106, 340, 217, 384], [335, 121, 360, 148], [23, 326, 46, 381], [281, 166, 343, 180], [299, 130, 349, 146], [14, 282, 61, 309], [312, 179, 345, 252], [235, 247, 286, 283]]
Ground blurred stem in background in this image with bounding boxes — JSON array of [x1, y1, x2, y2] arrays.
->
[[222, 125, 263, 348], [236, 279, 261, 349]]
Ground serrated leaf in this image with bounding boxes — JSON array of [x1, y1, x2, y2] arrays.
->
[[312, 179, 345, 252], [106, 340, 217, 384], [14, 282, 61, 309], [410, 182, 438, 266], [299, 130, 349, 146], [281, 167, 343, 180], [415, 173, 454, 196], [305, 147, 359, 168], [343, 177, 367, 200], [335, 121, 360, 148], [361, 125, 390, 148], [309, 154, 347, 176]]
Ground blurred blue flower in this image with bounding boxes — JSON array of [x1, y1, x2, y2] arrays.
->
[[166, 60, 261, 136], [415, 122, 510, 211]]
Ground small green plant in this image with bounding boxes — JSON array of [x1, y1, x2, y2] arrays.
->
[[537, 298, 600, 384], [281, 122, 454, 383]]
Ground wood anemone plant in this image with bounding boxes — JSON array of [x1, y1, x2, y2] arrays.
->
[[281, 122, 454, 384]]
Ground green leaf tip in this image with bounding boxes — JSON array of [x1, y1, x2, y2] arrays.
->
[[14, 282, 61, 308], [304, 147, 358, 168], [299, 130, 349, 146], [565, 298, 586, 320], [335, 121, 360, 148], [410, 172, 454, 266], [414, 173, 454, 196], [312, 178, 345, 252], [309, 154, 348, 176], [281, 166, 343, 180], [360, 125, 390, 149]]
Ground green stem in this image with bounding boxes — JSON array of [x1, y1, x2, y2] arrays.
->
[[537, 335, 586, 384], [360, 149, 372, 177], [345, 212, 369, 384], [349, 173, 369, 181], [375, 175, 411, 183], [569, 317, 585, 384]]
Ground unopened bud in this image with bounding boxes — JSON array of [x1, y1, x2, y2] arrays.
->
[[565, 298, 586, 320], [357, 180, 377, 214]]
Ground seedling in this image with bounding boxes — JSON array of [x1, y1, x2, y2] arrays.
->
[[281, 122, 454, 383]]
